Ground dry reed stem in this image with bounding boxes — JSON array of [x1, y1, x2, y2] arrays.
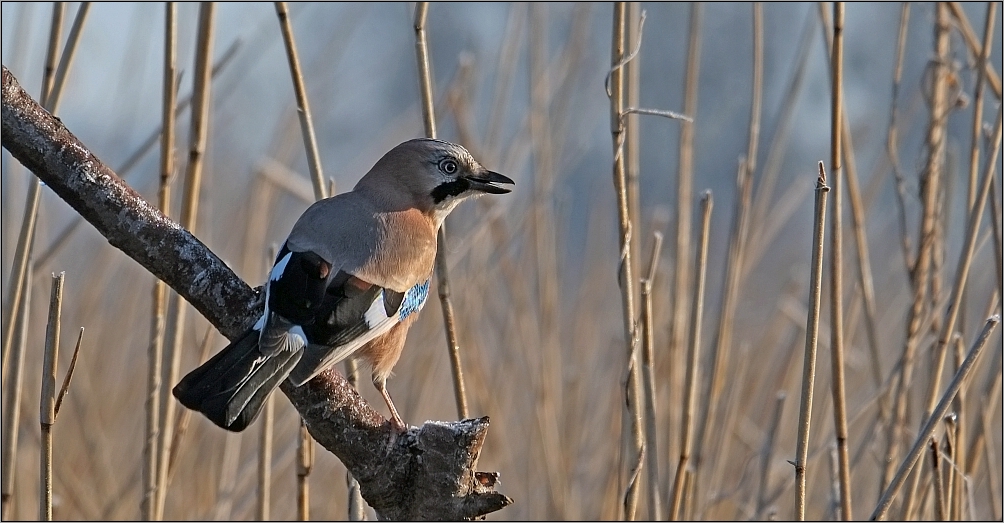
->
[[694, 8, 760, 510], [795, 163, 829, 521], [966, 2, 996, 217], [2, 2, 63, 382], [625, 2, 642, 279], [947, 2, 1002, 99], [609, 3, 643, 519], [296, 418, 313, 520], [39, 3, 64, 107], [925, 106, 1002, 415], [165, 326, 213, 483], [870, 315, 1001, 520], [672, 7, 702, 468], [145, 4, 176, 519], [1, 264, 30, 520], [818, 3, 884, 402], [275, 2, 327, 201], [272, 9, 330, 515], [755, 391, 787, 519], [526, 6, 568, 512], [990, 169, 1004, 294], [640, 231, 663, 521], [669, 191, 712, 521], [39, 272, 64, 521], [257, 394, 273, 521], [930, 437, 946, 520], [158, 5, 215, 516], [47, 2, 90, 110], [943, 414, 958, 520], [413, 1, 471, 421], [748, 7, 815, 265], [889, 5, 951, 508], [885, 2, 913, 274], [826, 3, 852, 519]]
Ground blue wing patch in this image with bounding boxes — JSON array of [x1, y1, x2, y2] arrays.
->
[[399, 279, 431, 320]]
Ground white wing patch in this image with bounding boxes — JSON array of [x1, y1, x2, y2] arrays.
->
[[363, 290, 391, 327], [270, 251, 292, 281]]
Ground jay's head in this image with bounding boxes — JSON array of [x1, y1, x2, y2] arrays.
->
[[355, 138, 514, 221]]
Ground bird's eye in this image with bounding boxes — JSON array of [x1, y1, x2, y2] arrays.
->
[[438, 158, 458, 175]]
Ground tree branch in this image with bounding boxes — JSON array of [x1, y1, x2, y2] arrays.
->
[[1, 64, 511, 520]]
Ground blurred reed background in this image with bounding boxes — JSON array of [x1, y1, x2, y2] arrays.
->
[[1, 2, 1002, 520]]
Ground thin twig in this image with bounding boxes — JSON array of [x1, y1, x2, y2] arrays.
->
[[870, 315, 1001, 520], [826, 3, 852, 519], [52, 327, 82, 418], [669, 191, 712, 521], [275, 2, 327, 200], [795, 164, 829, 520], [39, 272, 64, 521]]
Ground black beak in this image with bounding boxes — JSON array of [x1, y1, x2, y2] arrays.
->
[[465, 170, 515, 194]]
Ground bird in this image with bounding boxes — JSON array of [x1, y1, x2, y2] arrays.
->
[[173, 138, 514, 432]]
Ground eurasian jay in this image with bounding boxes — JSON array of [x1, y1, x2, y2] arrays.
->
[[173, 138, 513, 432]]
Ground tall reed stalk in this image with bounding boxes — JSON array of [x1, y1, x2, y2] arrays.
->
[[158, 4, 215, 516], [795, 164, 829, 520], [608, 3, 643, 519], [669, 192, 712, 521], [144, 4, 176, 519], [640, 231, 663, 520], [39, 273, 64, 521], [670, 5, 702, 475], [413, 1, 471, 421], [826, 3, 852, 520], [275, 1, 327, 201]]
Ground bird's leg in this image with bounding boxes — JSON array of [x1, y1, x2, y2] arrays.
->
[[373, 376, 407, 432]]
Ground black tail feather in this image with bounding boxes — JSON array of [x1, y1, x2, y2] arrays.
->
[[173, 329, 303, 432]]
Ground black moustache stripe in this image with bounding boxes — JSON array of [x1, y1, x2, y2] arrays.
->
[[430, 178, 471, 204]]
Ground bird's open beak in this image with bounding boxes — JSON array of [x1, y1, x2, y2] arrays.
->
[[465, 170, 515, 194]]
